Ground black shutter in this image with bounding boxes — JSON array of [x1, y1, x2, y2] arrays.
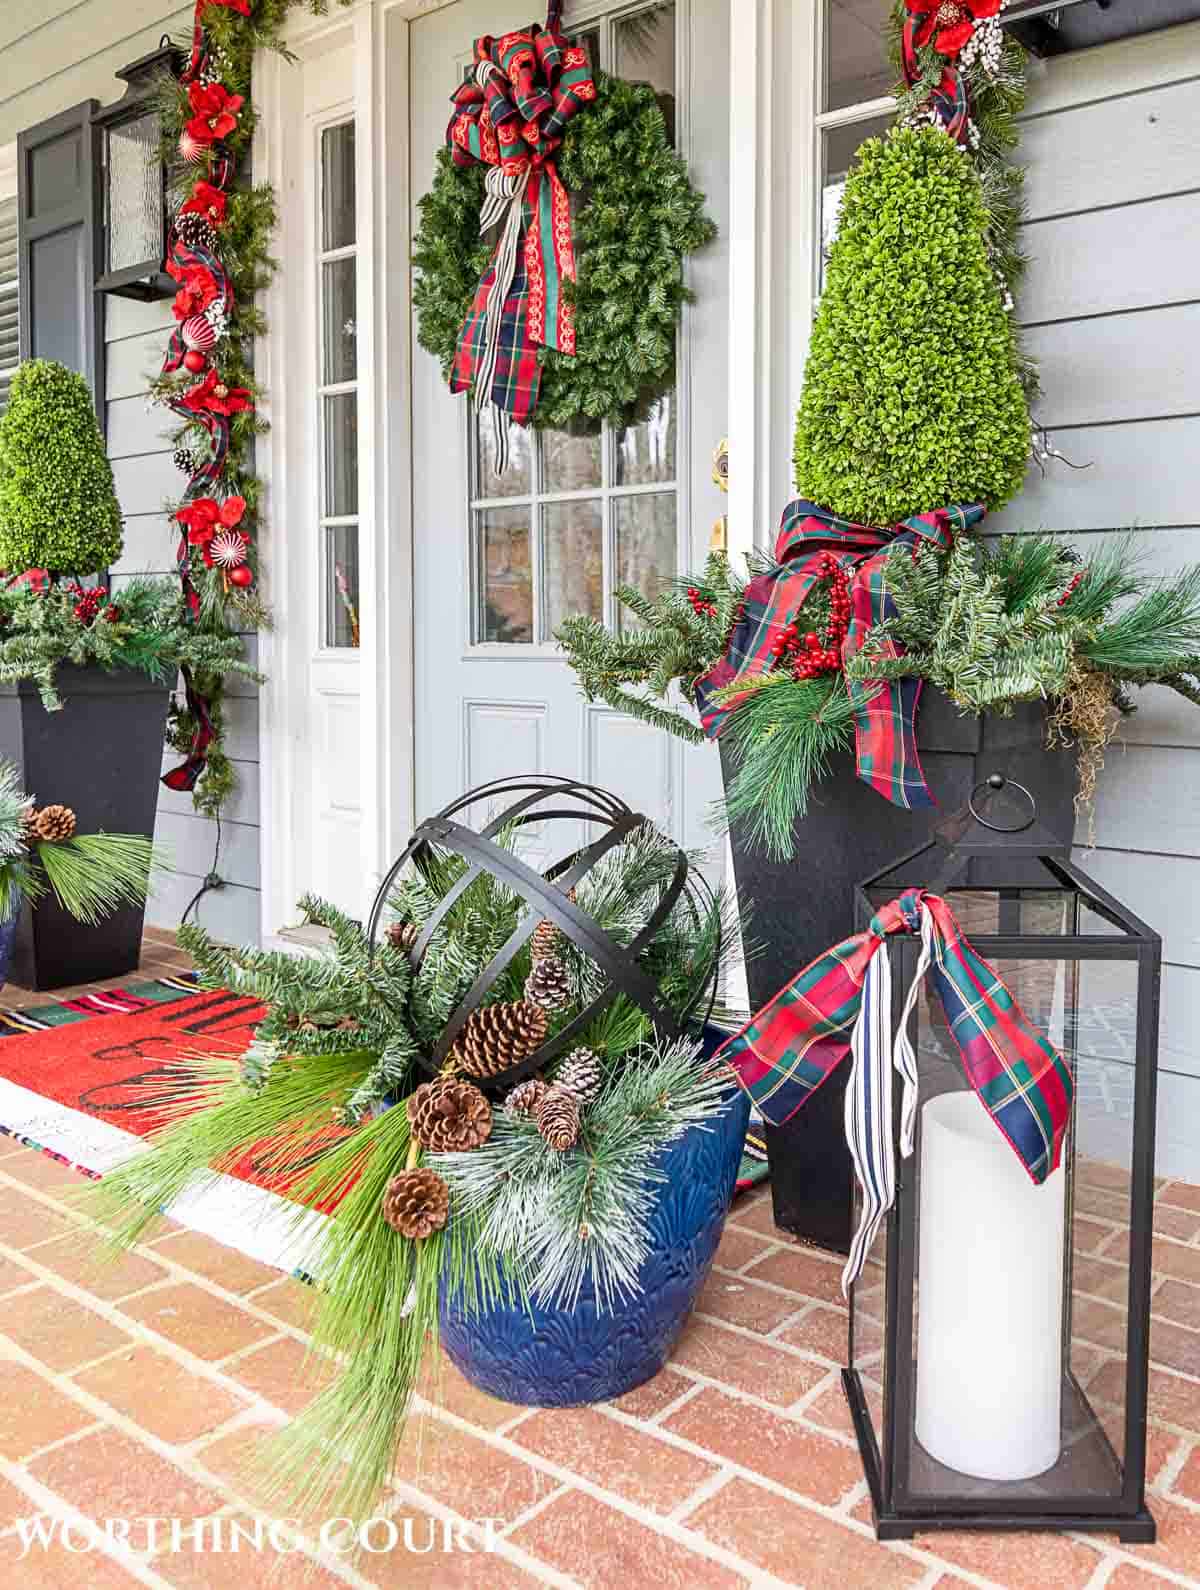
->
[[16, 101, 104, 420]]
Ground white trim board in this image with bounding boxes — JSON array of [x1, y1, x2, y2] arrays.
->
[[0, 1075, 328, 1279]]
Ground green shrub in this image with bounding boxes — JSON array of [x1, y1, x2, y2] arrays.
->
[[792, 126, 1030, 525], [0, 360, 123, 574]]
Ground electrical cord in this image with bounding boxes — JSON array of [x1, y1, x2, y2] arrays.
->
[[181, 811, 225, 923]]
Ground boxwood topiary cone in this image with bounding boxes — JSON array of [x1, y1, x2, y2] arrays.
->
[[0, 360, 124, 575], [792, 126, 1030, 527]]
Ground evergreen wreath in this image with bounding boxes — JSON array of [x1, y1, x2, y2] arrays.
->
[[413, 72, 716, 432]]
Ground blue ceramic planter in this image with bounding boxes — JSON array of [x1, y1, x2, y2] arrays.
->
[[438, 1082, 750, 1407]]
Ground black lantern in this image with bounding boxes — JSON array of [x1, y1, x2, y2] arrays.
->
[[93, 39, 186, 301], [1002, 0, 1200, 57], [843, 775, 1160, 1543]]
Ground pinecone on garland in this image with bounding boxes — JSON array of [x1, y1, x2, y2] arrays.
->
[[386, 920, 418, 953], [555, 1047, 603, 1106], [381, 1168, 450, 1239], [530, 887, 575, 962], [408, 1077, 492, 1152], [172, 445, 198, 476], [175, 211, 217, 253], [32, 804, 76, 843], [505, 1076, 549, 1118], [17, 803, 37, 846], [524, 953, 571, 1013], [449, 999, 548, 1080], [535, 1085, 581, 1152]]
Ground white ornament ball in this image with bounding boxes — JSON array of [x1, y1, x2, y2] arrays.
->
[[181, 313, 217, 352]]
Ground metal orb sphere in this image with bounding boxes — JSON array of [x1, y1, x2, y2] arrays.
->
[[365, 776, 719, 1093]]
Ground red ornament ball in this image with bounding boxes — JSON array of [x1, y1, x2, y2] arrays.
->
[[183, 349, 208, 374], [181, 313, 216, 352], [226, 565, 254, 589]]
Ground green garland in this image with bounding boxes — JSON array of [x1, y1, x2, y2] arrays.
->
[[413, 73, 716, 431]]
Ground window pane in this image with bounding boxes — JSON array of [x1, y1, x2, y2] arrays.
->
[[322, 257, 357, 384], [106, 111, 161, 272], [324, 392, 358, 517], [542, 499, 602, 636], [475, 507, 533, 643], [615, 491, 676, 610], [321, 122, 356, 251], [616, 396, 676, 486], [474, 412, 531, 498], [542, 427, 601, 493], [824, 0, 895, 112], [325, 525, 361, 648], [615, 2, 676, 142], [821, 113, 892, 290]]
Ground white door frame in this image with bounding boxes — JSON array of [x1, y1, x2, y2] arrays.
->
[[256, 0, 803, 943]]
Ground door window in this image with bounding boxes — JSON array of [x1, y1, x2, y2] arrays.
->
[[817, 2, 896, 290], [468, 1, 680, 647], [317, 119, 360, 648]]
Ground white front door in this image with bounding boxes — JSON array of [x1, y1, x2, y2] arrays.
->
[[409, 0, 730, 850]]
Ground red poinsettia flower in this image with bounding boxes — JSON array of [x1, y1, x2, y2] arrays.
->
[[179, 180, 228, 227], [180, 369, 254, 419], [176, 496, 248, 565], [169, 262, 219, 322], [185, 81, 245, 147], [906, 0, 1001, 57]]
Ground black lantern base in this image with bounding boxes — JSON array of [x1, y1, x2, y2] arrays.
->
[[843, 1370, 1157, 1544]]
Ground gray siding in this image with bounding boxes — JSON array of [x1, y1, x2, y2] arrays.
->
[[990, 22, 1200, 1178], [2, 8, 262, 946], [105, 295, 262, 945]]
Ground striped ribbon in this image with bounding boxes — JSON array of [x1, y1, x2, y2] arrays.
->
[[716, 889, 1074, 1294]]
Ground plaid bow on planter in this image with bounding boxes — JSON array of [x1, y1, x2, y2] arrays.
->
[[446, 10, 595, 461], [716, 889, 1073, 1291], [694, 498, 985, 809]]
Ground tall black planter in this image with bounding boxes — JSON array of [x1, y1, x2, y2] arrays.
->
[[722, 688, 1077, 1255], [0, 666, 170, 990]]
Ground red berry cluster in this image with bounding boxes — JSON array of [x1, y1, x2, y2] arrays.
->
[[686, 586, 717, 618], [770, 554, 853, 681], [71, 586, 104, 626], [1056, 571, 1083, 608]]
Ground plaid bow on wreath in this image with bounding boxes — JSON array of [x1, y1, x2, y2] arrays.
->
[[694, 498, 985, 809], [445, 4, 595, 463], [716, 889, 1073, 1291]]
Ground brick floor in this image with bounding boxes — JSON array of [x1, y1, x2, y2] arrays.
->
[[0, 948, 1199, 1584]]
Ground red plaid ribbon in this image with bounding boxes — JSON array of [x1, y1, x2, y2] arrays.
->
[[900, 8, 972, 145], [694, 499, 984, 809], [446, 16, 594, 424], [717, 889, 1074, 1289]]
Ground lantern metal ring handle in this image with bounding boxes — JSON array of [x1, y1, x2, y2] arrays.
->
[[968, 773, 1037, 834]]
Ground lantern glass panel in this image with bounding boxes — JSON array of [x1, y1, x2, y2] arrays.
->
[[105, 110, 162, 273]]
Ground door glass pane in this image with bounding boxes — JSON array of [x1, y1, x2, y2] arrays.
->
[[321, 122, 356, 250], [825, 0, 894, 112], [821, 112, 892, 290], [475, 413, 531, 499], [542, 499, 602, 636], [322, 257, 357, 384], [616, 396, 676, 485], [326, 526, 361, 648], [615, 3, 676, 141], [475, 507, 533, 643], [324, 392, 358, 517], [542, 428, 601, 493], [615, 491, 676, 607]]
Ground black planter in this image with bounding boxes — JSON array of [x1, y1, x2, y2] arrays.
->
[[721, 688, 1077, 1255], [0, 665, 170, 990]]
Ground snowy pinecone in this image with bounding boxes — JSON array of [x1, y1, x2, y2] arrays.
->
[[535, 1086, 581, 1152], [505, 1076, 549, 1118], [554, 1047, 603, 1106], [175, 211, 217, 253], [173, 446, 197, 476], [523, 953, 571, 1012]]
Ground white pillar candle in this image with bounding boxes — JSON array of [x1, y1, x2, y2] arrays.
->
[[914, 1090, 1066, 1482]]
